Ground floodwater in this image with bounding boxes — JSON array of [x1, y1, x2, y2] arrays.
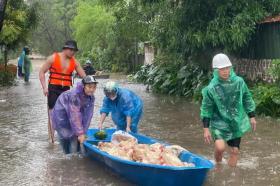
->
[[0, 59, 279, 186]]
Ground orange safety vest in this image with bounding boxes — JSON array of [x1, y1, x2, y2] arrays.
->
[[49, 53, 76, 87]]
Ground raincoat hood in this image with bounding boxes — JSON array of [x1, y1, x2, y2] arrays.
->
[[76, 81, 95, 98], [212, 68, 237, 83], [76, 82, 85, 94]]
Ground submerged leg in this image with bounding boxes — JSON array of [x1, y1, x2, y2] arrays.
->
[[69, 136, 79, 154], [228, 147, 239, 167], [214, 139, 226, 163], [58, 136, 70, 154], [24, 72, 30, 82]]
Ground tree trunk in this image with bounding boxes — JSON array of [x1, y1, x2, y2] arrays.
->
[[0, 0, 8, 32], [4, 45, 7, 70]]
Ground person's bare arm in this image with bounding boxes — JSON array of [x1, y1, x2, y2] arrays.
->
[[126, 116, 132, 132], [39, 55, 54, 96], [75, 61, 86, 78], [98, 113, 107, 130], [250, 117, 257, 131]]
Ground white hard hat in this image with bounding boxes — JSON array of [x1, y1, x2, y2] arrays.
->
[[212, 53, 232, 69], [85, 60, 92, 64], [104, 81, 119, 95], [104, 81, 119, 92]]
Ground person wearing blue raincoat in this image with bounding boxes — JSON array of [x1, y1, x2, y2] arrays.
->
[[51, 76, 98, 154], [17, 48, 25, 78], [98, 81, 143, 133], [200, 53, 257, 167]]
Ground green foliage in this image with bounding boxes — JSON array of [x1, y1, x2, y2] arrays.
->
[[71, 0, 150, 73], [0, 70, 16, 86], [0, 0, 38, 86], [252, 60, 280, 117], [30, 0, 77, 55], [268, 59, 280, 86], [253, 84, 280, 117], [72, 1, 115, 51], [133, 64, 152, 84], [71, 1, 116, 71], [0, 0, 38, 47], [109, 1, 149, 72], [144, 0, 280, 60], [70, 0, 280, 73], [133, 56, 209, 97]]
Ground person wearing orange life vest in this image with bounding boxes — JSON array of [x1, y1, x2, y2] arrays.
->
[[39, 40, 86, 142], [39, 40, 86, 109]]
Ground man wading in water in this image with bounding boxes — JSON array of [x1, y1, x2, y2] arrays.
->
[[39, 40, 86, 143], [200, 53, 256, 167]]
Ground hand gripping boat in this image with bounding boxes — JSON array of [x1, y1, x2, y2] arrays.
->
[[84, 128, 214, 186]]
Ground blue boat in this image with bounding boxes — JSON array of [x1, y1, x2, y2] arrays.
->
[[84, 128, 214, 186]]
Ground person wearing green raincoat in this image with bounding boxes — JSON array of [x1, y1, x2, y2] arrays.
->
[[22, 46, 32, 82], [200, 53, 257, 167]]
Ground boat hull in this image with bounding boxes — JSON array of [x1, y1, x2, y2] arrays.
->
[[84, 129, 213, 186]]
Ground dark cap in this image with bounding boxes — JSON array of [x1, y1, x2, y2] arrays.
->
[[62, 40, 79, 51], [82, 75, 98, 85]]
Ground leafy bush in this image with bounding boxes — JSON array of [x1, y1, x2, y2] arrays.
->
[[0, 64, 17, 86], [133, 62, 209, 98], [133, 64, 153, 84], [0, 71, 16, 86], [268, 59, 280, 86], [253, 84, 280, 117], [252, 60, 280, 118]]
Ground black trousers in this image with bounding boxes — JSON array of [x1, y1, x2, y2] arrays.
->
[[47, 84, 70, 109]]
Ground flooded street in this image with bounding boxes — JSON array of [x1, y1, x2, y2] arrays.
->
[[0, 59, 280, 186]]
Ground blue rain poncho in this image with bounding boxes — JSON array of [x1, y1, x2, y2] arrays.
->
[[18, 51, 25, 67], [51, 82, 95, 139], [17, 51, 25, 77], [200, 68, 255, 141], [100, 88, 143, 133]]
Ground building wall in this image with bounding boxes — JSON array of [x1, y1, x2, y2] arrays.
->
[[144, 43, 155, 65], [232, 58, 274, 82], [241, 23, 280, 59]]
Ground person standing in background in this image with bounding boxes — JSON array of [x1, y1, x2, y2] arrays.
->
[[22, 46, 32, 82], [39, 40, 86, 143], [17, 46, 31, 79]]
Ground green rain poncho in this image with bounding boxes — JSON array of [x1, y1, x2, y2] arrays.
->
[[22, 55, 32, 74], [200, 68, 255, 141]]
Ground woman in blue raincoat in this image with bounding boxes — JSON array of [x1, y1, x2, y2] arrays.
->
[[200, 53, 257, 167], [51, 76, 98, 154], [98, 81, 143, 133]]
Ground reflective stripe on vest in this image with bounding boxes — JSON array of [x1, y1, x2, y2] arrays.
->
[[49, 53, 76, 86]]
